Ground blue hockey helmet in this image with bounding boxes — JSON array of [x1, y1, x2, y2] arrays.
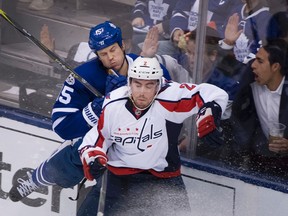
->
[[88, 21, 123, 52]]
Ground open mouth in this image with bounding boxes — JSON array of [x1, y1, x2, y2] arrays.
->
[[254, 73, 260, 82]]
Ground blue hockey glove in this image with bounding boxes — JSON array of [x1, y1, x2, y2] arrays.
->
[[91, 97, 104, 117], [196, 101, 222, 138], [105, 74, 127, 94], [80, 147, 107, 181]]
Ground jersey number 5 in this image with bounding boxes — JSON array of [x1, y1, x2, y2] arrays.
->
[[59, 86, 74, 104]]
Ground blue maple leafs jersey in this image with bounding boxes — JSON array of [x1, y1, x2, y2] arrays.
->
[[132, 0, 177, 34]]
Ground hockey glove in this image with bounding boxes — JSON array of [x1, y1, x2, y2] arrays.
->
[[80, 147, 107, 181], [196, 101, 222, 138], [105, 74, 127, 94], [91, 97, 104, 117]]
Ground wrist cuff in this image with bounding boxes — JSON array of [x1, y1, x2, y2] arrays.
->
[[82, 102, 99, 127], [218, 39, 234, 50]]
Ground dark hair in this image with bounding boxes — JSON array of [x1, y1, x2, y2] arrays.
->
[[263, 39, 288, 75], [266, 11, 288, 41]]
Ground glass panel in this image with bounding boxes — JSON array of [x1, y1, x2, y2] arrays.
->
[[176, 0, 288, 182], [1, 0, 288, 185]]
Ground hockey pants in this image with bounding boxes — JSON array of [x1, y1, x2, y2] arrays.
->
[[32, 139, 84, 188]]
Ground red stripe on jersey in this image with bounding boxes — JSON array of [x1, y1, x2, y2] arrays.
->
[[95, 108, 105, 148], [108, 165, 181, 178], [108, 166, 143, 175], [149, 169, 181, 178], [159, 92, 204, 112]]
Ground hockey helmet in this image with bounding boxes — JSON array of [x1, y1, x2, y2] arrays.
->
[[128, 57, 163, 110], [128, 57, 163, 81], [89, 21, 123, 52]]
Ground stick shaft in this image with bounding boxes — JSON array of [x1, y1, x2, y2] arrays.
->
[[97, 170, 108, 216]]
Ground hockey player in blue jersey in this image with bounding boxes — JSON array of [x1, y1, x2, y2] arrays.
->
[[8, 21, 171, 203], [76, 56, 228, 215]]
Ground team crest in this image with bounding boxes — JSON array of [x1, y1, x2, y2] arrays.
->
[[66, 74, 75, 85], [234, 33, 250, 62], [95, 27, 104, 35]]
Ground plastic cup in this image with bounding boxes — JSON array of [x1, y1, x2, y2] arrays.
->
[[268, 122, 286, 143]]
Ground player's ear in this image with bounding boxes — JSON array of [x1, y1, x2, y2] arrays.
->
[[121, 40, 126, 51], [272, 62, 280, 73]]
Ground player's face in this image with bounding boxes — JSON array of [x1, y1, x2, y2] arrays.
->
[[186, 39, 214, 79], [97, 43, 125, 71], [130, 78, 158, 109]]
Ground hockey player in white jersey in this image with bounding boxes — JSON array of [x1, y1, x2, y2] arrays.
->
[[77, 56, 229, 215]]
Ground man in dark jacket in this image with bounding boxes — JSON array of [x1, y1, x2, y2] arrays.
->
[[231, 39, 288, 176]]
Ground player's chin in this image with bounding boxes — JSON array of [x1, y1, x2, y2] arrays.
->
[[135, 101, 148, 109], [111, 63, 122, 71]]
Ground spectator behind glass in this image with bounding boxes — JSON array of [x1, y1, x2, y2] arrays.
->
[[167, 26, 244, 157], [231, 39, 288, 176], [218, 0, 273, 63], [131, 0, 177, 56], [169, 0, 243, 45]]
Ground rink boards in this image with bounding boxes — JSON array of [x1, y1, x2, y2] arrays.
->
[[1, 116, 288, 216]]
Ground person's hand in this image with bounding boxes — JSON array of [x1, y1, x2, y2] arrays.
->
[[224, 13, 243, 45], [154, 23, 164, 34], [132, 17, 145, 27], [269, 137, 288, 154], [90, 97, 105, 117], [141, 26, 159, 57], [40, 24, 55, 51], [178, 32, 192, 51], [105, 74, 127, 94], [196, 102, 224, 147], [79, 147, 107, 181], [196, 102, 221, 138], [172, 29, 184, 44]]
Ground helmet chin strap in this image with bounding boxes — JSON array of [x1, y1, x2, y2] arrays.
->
[[129, 96, 154, 111]]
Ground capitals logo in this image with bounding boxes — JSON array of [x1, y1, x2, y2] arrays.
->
[[111, 120, 163, 152]]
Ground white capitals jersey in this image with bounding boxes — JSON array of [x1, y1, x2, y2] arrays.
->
[[79, 79, 228, 178]]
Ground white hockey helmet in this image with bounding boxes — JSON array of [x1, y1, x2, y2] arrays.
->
[[128, 57, 163, 110], [128, 56, 163, 81]]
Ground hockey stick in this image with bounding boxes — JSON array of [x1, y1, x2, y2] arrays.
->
[[97, 169, 108, 216], [0, 9, 102, 97]]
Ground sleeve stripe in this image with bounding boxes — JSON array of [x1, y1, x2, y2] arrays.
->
[[82, 102, 99, 127], [158, 92, 204, 112]]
